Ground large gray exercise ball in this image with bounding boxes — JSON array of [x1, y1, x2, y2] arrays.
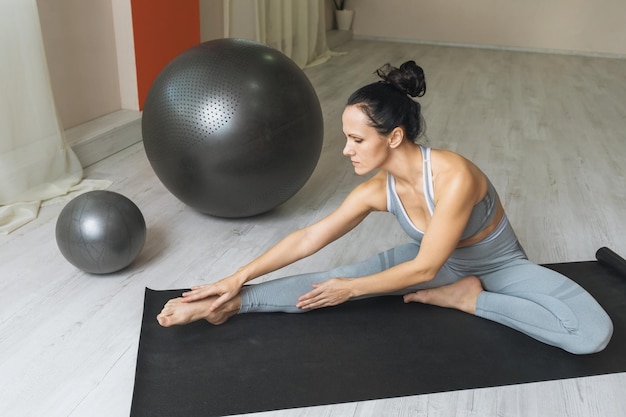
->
[[141, 38, 324, 218], [55, 191, 146, 274]]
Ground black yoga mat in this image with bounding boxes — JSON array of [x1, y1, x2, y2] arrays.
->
[[131, 253, 626, 417]]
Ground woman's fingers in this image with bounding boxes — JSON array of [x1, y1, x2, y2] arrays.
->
[[181, 285, 219, 302], [296, 285, 322, 308], [297, 280, 350, 309], [209, 292, 234, 311]]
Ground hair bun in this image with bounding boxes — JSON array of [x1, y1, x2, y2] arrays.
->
[[375, 61, 426, 98]]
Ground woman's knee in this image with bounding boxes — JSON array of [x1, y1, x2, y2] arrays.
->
[[564, 313, 613, 355]]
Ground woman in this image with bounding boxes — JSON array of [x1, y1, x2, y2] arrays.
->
[[157, 61, 613, 354]]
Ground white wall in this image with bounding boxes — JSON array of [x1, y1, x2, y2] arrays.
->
[[39, 0, 226, 130], [347, 0, 626, 56], [111, 0, 138, 111], [223, 0, 257, 40], [39, 0, 624, 130], [200, 0, 225, 41], [38, 0, 122, 129]]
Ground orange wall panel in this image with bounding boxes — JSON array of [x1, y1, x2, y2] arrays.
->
[[131, 0, 201, 109]]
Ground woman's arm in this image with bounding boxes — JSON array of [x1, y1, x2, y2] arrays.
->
[[182, 173, 388, 309], [297, 165, 481, 309]]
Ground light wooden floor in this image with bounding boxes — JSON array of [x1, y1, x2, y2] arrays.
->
[[2, 40, 626, 417]]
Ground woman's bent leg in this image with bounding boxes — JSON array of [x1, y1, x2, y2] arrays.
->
[[476, 259, 613, 354]]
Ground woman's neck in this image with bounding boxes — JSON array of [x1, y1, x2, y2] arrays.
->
[[383, 141, 424, 187]]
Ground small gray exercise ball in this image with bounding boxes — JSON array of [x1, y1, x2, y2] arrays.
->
[[55, 191, 146, 274], [141, 38, 324, 218]]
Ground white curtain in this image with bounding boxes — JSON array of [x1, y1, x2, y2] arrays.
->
[[225, 0, 339, 68], [0, 0, 83, 234]]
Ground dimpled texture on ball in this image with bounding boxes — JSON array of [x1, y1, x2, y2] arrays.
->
[[141, 38, 324, 218]]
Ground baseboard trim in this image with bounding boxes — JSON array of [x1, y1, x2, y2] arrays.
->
[[65, 110, 142, 168], [352, 35, 626, 60]]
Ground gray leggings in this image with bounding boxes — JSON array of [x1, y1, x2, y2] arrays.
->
[[239, 217, 613, 354]]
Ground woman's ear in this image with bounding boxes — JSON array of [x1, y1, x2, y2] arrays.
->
[[388, 127, 405, 148]]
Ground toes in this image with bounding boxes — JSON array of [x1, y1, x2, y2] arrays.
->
[[156, 303, 177, 327], [403, 293, 416, 303], [403, 291, 426, 304], [157, 313, 172, 327], [164, 297, 184, 307]]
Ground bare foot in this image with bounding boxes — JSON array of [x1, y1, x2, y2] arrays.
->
[[403, 276, 483, 314], [156, 295, 241, 327]]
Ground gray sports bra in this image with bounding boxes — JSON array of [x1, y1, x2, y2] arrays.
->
[[386, 146, 498, 243]]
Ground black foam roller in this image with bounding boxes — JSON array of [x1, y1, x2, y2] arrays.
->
[[595, 247, 626, 277]]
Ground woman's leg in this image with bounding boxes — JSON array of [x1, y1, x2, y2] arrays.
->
[[240, 242, 423, 313], [158, 242, 426, 327], [475, 259, 613, 354]]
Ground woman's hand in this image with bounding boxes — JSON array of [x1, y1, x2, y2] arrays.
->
[[296, 277, 354, 310], [181, 275, 243, 311]]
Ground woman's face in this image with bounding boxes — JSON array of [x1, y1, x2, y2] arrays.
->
[[341, 105, 391, 175]]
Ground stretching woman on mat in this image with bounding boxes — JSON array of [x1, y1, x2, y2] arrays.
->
[[157, 61, 613, 354]]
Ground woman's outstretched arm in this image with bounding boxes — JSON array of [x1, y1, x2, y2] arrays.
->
[[181, 173, 388, 311]]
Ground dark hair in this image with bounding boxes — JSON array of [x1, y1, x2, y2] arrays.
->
[[346, 61, 426, 142]]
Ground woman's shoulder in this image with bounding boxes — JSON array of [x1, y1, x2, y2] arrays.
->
[[364, 170, 389, 188], [429, 148, 481, 175], [429, 148, 488, 201], [429, 147, 467, 162], [350, 171, 388, 211]]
